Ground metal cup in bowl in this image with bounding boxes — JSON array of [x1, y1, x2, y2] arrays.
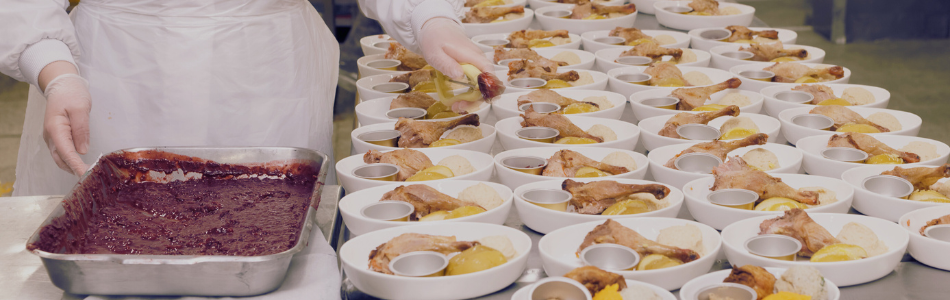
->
[[543, 9, 572, 18], [775, 90, 815, 104], [664, 6, 694, 14], [386, 107, 427, 120], [372, 82, 410, 93], [676, 124, 722, 140], [924, 224, 950, 242], [372, 41, 394, 49], [516, 127, 560, 143], [521, 189, 573, 211], [615, 56, 654, 66], [696, 283, 758, 300], [497, 58, 524, 67], [529, 277, 592, 300], [739, 70, 775, 82], [510, 77, 548, 89], [821, 147, 869, 163], [791, 114, 834, 130], [862, 175, 914, 198], [361, 200, 414, 222], [700, 28, 732, 41], [594, 36, 626, 45], [579, 244, 640, 271], [640, 97, 680, 109], [479, 39, 510, 47], [615, 73, 652, 85], [519, 102, 561, 114], [366, 59, 402, 71], [721, 51, 755, 60], [388, 251, 448, 277], [502, 156, 548, 175], [707, 189, 760, 210], [744, 234, 802, 261], [352, 163, 401, 181], [357, 129, 402, 147], [673, 153, 723, 174]]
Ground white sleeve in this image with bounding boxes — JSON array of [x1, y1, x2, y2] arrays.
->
[[0, 0, 81, 86], [357, 0, 465, 54]]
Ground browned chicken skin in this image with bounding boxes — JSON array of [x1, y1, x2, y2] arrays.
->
[[664, 133, 769, 169], [578, 219, 700, 263], [725, 25, 779, 42], [671, 77, 743, 110], [516, 89, 597, 109], [724, 265, 777, 300], [644, 62, 691, 87], [390, 91, 437, 110], [739, 41, 807, 62], [764, 62, 844, 83], [792, 84, 836, 104], [395, 113, 480, 148], [542, 150, 629, 177], [521, 107, 603, 142], [809, 105, 889, 132], [369, 233, 477, 274], [493, 47, 568, 66], [562, 179, 670, 214], [571, 1, 637, 19], [385, 43, 427, 71], [564, 266, 628, 296], [507, 30, 570, 48], [380, 185, 484, 220], [658, 105, 740, 138], [619, 43, 683, 62], [759, 209, 839, 257], [712, 157, 820, 205], [921, 214, 950, 235], [827, 132, 921, 163], [881, 164, 950, 190], [608, 27, 657, 44], [507, 59, 580, 81], [364, 149, 434, 181], [389, 69, 435, 90], [689, 0, 720, 15], [463, 6, 525, 23]]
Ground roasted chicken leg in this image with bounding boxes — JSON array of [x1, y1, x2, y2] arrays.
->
[[827, 132, 920, 163], [364, 149, 434, 181], [671, 77, 742, 110], [644, 62, 691, 87], [562, 179, 670, 214], [578, 219, 701, 263], [658, 105, 740, 138], [724, 265, 776, 300], [712, 157, 820, 205], [809, 105, 889, 132], [921, 214, 950, 235], [881, 164, 950, 190], [664, 133, 768, 168], [395, 113, 480, 148], [390, 91, 437, 110], [516, 89, 596, 108], [765, 62, 844, 83], [381, 185, 484, 220], [725, 25, 779, 42], [494, 48, 567, 66], [759, 209, 839, 257], [508, 30, 570, 48], [739, 41, 807, 62], [619, 43, 683, 62], [564, 266, 628, 296], [463, 6, 525, 23], [521, 106, 603, 142], [689, 0, 721, 15], [792, 84, 836, 104], [542, 150, 629, 177], [385, 43, 427, 71], [571, 1, 637, 19], [507, 59, 580, 81], [608, 27, 657, 44], [369, 233, 477, 274], [389, 69, 435, 90]]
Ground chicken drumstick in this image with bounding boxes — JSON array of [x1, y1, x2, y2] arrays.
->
[[658, 105, 740, 138], [663, 133, 768, 168], [827, 132, 920, 163], [712, 157, 820, 205], [562, 179, 670, 214], [759, 209, 839, 257], [671, 77, 742, 110], [881, 164, 950, 190], [578, 219, 700, 263]]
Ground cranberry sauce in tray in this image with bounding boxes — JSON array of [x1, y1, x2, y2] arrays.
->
[[29, 150, 320, 256]]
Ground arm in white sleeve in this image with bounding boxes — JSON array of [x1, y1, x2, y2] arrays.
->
[[0, 0, 81, 86], [357, 0, 464, 54]]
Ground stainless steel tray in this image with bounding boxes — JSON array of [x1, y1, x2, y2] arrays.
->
[[27, 147, 329, 296]]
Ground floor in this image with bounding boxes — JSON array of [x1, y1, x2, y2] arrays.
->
[[1, 0, 949, 195]]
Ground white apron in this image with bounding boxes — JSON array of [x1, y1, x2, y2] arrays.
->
[[14, 0, 339, 196]]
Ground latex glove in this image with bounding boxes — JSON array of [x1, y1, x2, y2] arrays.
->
[[43, 73, 91, 176], [418, 17, 494, 79]]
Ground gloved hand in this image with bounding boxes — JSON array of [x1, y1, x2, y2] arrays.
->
[[418, 17, 494, 80], [42, 73, 91, 176]]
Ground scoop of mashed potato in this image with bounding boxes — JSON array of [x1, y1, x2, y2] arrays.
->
[[627, 193, 669, 210], [775, 266, 828, 300], [653, 34, 677, 46], [799, 186, 837, 206], [836, 221, 888, 257], [571, 71, 595, 86], [459, 183, 504, 210], [931, 181, 950, 198], [437, 155, 475, 176], [552, 51, 582, 65], [865, 112, 901, 131], [742, 148, 780, 171], [900, 141, 939, 161], [442, 125, 483, 143], [656, 224, 705, 256], [678, 49, 697, 64], [718, 6, 743, 15], [586, 124, 617, 142], [683, 71, 713, 86], [550, 36, 572, 46], [720, 116, 760, 134], [477, 235, 517, 259], [841, 87, 875, 105], [718, 92, 751, 107], [619, 284, 661, 300], [601, 151, 638, 172], [583, 96, 614, 109]]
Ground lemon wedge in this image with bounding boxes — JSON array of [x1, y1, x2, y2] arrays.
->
[[430, 139, 462, 147], [405, 171, 448, 181], [770, 57, 802, 62], [554, 137, 599, 144], [754, 197, 806, 211], [528, 39, 555, 48], [794, 76, 819, 83], [583, 14, 607, 20], [445, 206, 486, 219], [592, 283, 623, 300], [817, 98, 851, 106], [652, 77, 686, 87], [541, 79, 573, 89], [562, 103, 599, 114], [810, 244, 868, 262], [602, 199, 652, 215], [474, 0, 505, 7], [908, 190, 950, 202], [637, 254, 683, 270], [431, 111, 461, 119], [720, 128, 759, 140], [691, 104, 730, 111], [575, 167, 611, 178], [626, 38, 655, 46], [419, 211, 449, 221], [865, 153, 902, 164], [836, 123, 880, 134]]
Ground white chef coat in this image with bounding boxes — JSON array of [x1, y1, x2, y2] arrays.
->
[[357, 0, 466, 55]]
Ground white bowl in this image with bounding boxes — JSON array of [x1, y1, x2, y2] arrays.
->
[[843, 165, 950, 222], [463, 8, 535, 37], [721, 213, 909, 287], [683, 173, 855, 230], [796, 134, 950, 178], [647, 142, 804, 189], [357, 95, 492, 126], [654, 1, 755, 31], [680, 267, 841, 300], [709, 44, 826, 70], [607, 66, 735, 97], [355, 73, 468, 102], [595, 48, 711, 72], [472, 32, 583, 52], [627, 86, 764, 122], [495, 115, 641, 150], [496, 70, 610, 93], [538, 217, 721, 290], [339, 181, 514, 236], [487, 48, 597, 71], [899, 206, 950, 271], [360, 34, 394, 56], [351, 122, 497, 153], [336, 148, 495, 192], [527, 0, 626, 9], [340, 222, 532, 300], [535, 5, 638, 34], [688, 27, 798, 52], [357, 54, 411, 77], [511, 278, 676, 300], [493, 147, 650, 190], [760, 83, 891, 117], [581, 29, 691, 53], [630, 0, 665, 14], [729, 62, 852, 92], [492, 90, 627, 120], [778, 106, 922, 145], [638, 112, 782, 151]]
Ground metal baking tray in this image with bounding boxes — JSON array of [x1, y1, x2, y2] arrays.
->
[[27, 147, 329, 296]]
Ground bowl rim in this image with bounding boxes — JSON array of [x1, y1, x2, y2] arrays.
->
[[491, 89, 627, 117], [337, 148, 496, 186], [777, 105, 922, 136], [679, 266, 842, 300], [338, 180, 514, 224], [646, 142, 804, 176], [728, 62, 852, 84], [493, 146, 650, 179], [681, 172, 856, 213], [511, 177, 685, 219], [708, 43, 827, 63], [795, 133, 950, 166], [637, 112, 782, 143]]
